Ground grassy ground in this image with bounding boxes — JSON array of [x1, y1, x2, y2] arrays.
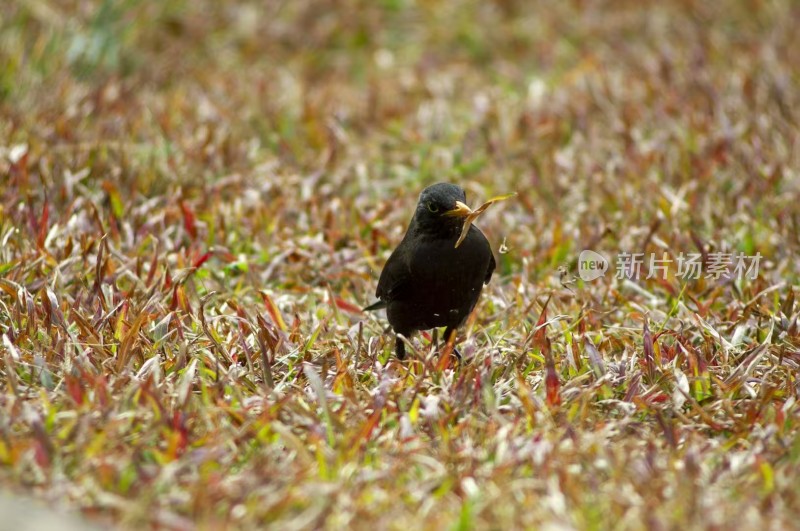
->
[[1, 0, 800, 528]]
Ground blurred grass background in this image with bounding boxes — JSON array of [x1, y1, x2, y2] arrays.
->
[[1, 0, 800, 528]]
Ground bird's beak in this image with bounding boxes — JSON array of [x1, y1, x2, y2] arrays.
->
[[444, 201, 473, 218]]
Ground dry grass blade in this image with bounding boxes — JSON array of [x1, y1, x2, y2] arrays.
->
[[453, 193, 516, 248]]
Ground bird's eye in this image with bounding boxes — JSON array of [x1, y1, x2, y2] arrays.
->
[[427, 202, 440, 213]]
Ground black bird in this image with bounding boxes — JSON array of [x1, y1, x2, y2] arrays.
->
[[365, 183, 496, 359]]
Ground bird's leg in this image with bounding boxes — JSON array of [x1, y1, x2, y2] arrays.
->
[[443, 326, 461, 360], [395, 335, 406, 360]]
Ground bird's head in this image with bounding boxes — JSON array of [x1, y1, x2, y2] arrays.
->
[[412, 183, 473, 237]]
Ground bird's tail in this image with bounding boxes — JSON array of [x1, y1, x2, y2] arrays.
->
[[362, 300, 387, 312]]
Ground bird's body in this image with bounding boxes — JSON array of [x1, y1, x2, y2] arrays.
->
[[368, 183, 495, 359]]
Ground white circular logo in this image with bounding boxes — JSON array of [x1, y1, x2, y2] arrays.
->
[[578, 250, 609, 281]]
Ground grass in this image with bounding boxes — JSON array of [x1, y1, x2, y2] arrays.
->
[[1, 0, 799, 528]]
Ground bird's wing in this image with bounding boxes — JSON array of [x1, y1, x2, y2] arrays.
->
[[485, 248, 496, 284], [375, 244, 412, 302], [469, 224, 496, 285]]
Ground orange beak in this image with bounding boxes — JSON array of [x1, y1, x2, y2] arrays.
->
[[444, 201, 473, 218]]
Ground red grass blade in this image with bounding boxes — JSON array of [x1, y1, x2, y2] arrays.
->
[[193, 251, 212, 268], [533, 296, 560, 407], [37, 199, 49, 249], [260, 291, 287, 332], [180, 200, 198, 240], [334, 297, 363, 314], [643, 318, 656, 381]]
